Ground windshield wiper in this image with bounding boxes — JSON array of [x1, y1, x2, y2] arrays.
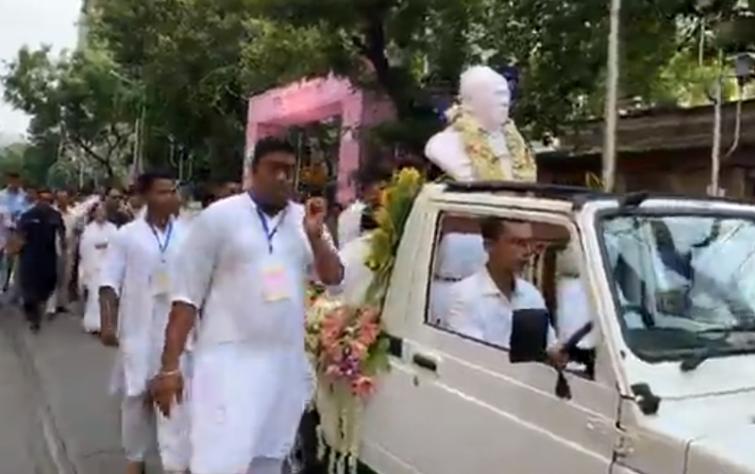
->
[[696, 323, 755, 337], [679, 349, 711, 372], [679, 329, 755, 372]]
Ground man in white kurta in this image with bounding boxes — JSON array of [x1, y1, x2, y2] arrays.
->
[[337, 170, 386, 248], [79, 204, 118, 333], [99, 173, 191, 474], [151, 137, 343, 474]]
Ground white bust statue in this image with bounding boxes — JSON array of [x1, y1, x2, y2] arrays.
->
[[425, 65, 536, 182]]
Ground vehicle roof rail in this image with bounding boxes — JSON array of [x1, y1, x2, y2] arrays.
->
[[443, 180, 612, 204]]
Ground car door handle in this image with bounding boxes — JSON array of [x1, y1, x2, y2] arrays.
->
[[412, 352, 438, 372]]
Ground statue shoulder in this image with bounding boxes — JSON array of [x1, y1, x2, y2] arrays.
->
[[425, 128, 471, 181], [425, 128, 462, 155]]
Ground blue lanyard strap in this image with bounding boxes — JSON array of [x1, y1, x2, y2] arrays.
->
[[256, 207, 285, 254], [150, 221, 173, 258]]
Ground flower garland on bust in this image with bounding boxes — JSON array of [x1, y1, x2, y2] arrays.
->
[[304, 167, 425, 474], [445, 104, 537, 182]]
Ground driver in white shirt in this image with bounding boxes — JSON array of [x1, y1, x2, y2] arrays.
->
[[445, 218, 566, 366]]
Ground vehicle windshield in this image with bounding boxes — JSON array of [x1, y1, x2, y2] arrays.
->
[[601, 212, 755, 362]]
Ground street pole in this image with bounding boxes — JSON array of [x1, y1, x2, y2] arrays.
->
[[603, 0, 621, 193], [710, 76, 722, 196]]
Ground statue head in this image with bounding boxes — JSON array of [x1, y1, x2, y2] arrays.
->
[[459, 66, 510, 131]]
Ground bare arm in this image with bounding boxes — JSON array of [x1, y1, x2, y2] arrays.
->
[[304, 197, 343, 286], [99, 287, 119, 345], [159, 302, 197, 372], [98, 228, 126, 345], [309, 234, 344, 286]]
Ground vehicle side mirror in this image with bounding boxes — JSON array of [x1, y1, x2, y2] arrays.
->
[[509, 309, 549, 363]]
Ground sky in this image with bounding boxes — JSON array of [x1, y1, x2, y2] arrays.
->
[[0, 0, 82, 144]]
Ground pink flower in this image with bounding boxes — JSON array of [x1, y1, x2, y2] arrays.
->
[[357, 307, 379, 325], [349, 340, 368, 360], [325, 364, 343, 378], [357, 323, 380, 347], [351, 376, 375, 398]]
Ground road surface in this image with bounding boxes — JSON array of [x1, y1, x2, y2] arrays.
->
[[0, 307, 160, 473]]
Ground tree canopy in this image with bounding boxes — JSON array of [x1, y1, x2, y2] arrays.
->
[[2, 46, 138, 184], [2, 0, 753, 188]]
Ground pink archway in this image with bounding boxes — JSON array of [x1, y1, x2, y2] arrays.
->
[[245, 75, 394, 204]]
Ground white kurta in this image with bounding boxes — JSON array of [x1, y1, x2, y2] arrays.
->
[[100, 217, 187, 396], [326, 233, 373, 306], [337, 200, 365, 248], [79, 221, 118, 332], [429, 233, 487, 325], [172, 194, 324, 473], [100, 216, 191, 470]]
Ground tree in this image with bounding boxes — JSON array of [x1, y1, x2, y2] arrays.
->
[[244, 0, 753, 147], [0, 140, 59, 188], [2, 46, 138, 183], [89, 0, 251, 182]]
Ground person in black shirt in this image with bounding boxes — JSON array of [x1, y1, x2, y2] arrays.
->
[[16, 189, 65, 333]]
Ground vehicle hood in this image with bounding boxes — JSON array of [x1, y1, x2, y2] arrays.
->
[[685, 425, 755, 474], [636, 389, 755, 473]]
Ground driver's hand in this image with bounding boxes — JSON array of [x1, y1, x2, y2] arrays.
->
[[546, 344, 569, 370]]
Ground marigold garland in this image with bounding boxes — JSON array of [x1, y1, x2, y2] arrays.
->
[[446, 104, 537, 182]]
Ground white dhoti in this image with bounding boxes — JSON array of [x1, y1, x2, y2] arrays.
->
[[113, 353, 192, 471], [121, 395, 156, 462], [156, 387, 192, 472], [190, 343, 313, 474], [82, 285, 100, 332]]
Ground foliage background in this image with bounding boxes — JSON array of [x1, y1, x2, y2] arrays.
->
[[2, 0, 754, 188]]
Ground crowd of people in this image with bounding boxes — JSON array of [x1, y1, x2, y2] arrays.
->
[[0, 171, 247, 335], [0, 136, 390, 474]]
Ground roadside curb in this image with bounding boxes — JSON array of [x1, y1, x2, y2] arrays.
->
[[3, 311, 78, 474]]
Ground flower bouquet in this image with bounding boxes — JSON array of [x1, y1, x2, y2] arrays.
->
[[305, 296, 389, 474], [304, 167, 425, 473]]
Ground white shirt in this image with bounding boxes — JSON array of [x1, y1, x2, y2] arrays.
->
[[328, 233, 372, 306], [100, 217, 185, 396], [429, 233, 488, 325], [337, 200, 366, 248], [0, 205, 10, 251], [445, 268, 556, 349], [556, 277, 597, 349], [172, 194, 333, 349], [79, 221, 118, 289]]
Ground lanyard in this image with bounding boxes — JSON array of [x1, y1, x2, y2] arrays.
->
[[256, 206, 286, 254], [150, 221, 173, 261]]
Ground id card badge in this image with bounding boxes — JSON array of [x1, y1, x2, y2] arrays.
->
[[261, 263, 290, 302], [151, 262, 171, 296]]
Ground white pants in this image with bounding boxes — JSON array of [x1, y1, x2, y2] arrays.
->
[[121, 395, 155, 463], [245, 458, 283, 474], [189, 344, 311, 474], [189, 457, 283, 474], [120, 393, 191, 470], [82, 285, 101, 332], [191, 457, 282, 474], [45, 253, 70, 313]]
